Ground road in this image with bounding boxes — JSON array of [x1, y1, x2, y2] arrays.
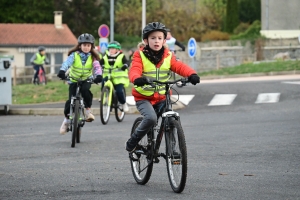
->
[[0, 76, 299, 199]]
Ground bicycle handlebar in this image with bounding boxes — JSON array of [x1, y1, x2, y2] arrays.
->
[[61, 76, 94, 84], [146, 77, 189, 87]]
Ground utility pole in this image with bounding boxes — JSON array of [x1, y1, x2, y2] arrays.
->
[[110, 0, 114, 42], [142, 0, 146, 38]]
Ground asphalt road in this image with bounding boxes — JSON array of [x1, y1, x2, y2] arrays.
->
[[0, 76, 299, 200]]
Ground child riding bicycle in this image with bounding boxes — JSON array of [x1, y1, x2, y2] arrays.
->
[[57, 33, 102, 135], [100, 41, 130, 112], [30, 46, 49, 84], [125, 22, 200, 152]]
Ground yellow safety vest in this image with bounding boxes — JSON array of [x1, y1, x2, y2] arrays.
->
[[34, 53, 46, 65], [103, 54, 129, 87], [69, 52, 93, 82], [134, 51, 172, 96]]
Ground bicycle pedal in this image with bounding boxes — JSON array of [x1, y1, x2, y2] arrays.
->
[[172, 159, 181, 165]]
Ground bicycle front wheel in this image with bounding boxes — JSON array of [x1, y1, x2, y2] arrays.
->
[[129, 117, 153, 185], [71, 100, 79, 148], [165, 119, 187, 193], [100, 86, 111, 125], [39, 72, 47, 85], [115, 88, 125, 122]]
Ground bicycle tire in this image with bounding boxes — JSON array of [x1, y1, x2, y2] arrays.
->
[[129, 117, 153, 185], [71, 100, 79, 148], [165, 119, 187, 193], [115, 88, 125, 122], [76, 107, 84, 143], [100, 86, 111, 125]]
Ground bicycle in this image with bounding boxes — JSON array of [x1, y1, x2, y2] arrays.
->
[[128, 78, 190, 193], [36, 65, 47, 85], [63, 76, 93, 148], [100, 68, 126, 125]]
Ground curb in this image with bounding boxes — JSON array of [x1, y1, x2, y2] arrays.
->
[[6, 99, 186, 116]]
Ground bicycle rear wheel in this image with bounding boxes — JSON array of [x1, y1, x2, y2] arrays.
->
[[71, 100, 79, 148], [165, 119, 187, 193], [39, 72, 47, 85], [115, 88, 125, 122], [129, 117, 153, 185], [100, 86, 111, 125]]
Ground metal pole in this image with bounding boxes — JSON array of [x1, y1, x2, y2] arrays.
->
[[142, 0, 146, 39], [110, 0, 114, 42]]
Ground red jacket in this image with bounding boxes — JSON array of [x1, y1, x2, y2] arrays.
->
[[129, 48, 197, 105]]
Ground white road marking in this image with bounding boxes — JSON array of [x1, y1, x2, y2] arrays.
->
[[282, 81, 300, 85], [172, 95, 195, 105], [208, 94, 237, 106], [255, 93, 280, 104]]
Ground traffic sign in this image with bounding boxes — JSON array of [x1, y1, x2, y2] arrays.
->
[[187, 38, 197, 58], [99, 38, 109, 54], [98, 24, 110, 38]]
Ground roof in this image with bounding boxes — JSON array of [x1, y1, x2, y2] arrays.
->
[[0, 23, 77, 46]]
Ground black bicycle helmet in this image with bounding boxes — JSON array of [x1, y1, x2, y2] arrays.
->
[[38, 46, 45, 52], [142, 22, 167, 39], [78, 33, 95, 44]]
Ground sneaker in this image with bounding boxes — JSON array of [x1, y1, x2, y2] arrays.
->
[[60, 119, 69, 135], [125, 134, 139, 152], [85, 111, 94, 122], [122, 103, 129, 112]]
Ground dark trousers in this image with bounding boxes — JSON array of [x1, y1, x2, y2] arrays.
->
[[33, 65, 45, 80], [64, 82, 93, 118]]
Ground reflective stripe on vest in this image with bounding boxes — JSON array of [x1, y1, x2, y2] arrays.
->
[[134, 51, 172, 96], [34, 53, 45, 65], [69, 52, 93, 82], [103, 54, 129, 87]]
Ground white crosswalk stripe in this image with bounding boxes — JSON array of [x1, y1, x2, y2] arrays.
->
[[208, 94, 237, 106], [255, 93, 280, 104]]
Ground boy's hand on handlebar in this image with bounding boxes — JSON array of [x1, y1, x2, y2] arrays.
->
[[57, 70, 66, 80], [121, 64, 128, 71], [93, 75, 102, 84], [134, 77, 149, 86], [188, 74, 200, 85]]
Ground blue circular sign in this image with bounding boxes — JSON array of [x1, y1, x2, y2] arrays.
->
[[188, 38, 197, 58], [98, 24, 110, 38]]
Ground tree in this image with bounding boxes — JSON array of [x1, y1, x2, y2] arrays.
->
[[225, 0, 239, 33], [0, 0, 53, 23], [239, 0, 261, 23]]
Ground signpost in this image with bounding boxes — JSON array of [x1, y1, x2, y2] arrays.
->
[[98, 24, 110, 53], [187, 37, 197, 69]]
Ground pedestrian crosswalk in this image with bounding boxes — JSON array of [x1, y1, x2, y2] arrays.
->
[[126, 93, 282, 107]]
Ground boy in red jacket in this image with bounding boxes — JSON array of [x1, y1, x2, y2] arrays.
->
[[125, 22, 200, 152]]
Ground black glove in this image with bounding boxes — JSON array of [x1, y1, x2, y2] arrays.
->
[[134, 77, 149, 86], [57, 70, 66, 80], [94, 75, 102, 84], [103, 76, 108, 82], [121, 64, 128, 71], [188, 74, 200, 85]]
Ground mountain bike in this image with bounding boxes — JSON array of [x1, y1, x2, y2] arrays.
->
[[128, 78, 190, 193], [65, 76, 93, 148], [100, 68, 126, 125], [36, 65, 47, 85]]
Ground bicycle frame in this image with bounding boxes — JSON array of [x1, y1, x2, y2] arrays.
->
[[133, 78, 186, 162], [69, 81, 86, 128], [103, 74, 114, 108]]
